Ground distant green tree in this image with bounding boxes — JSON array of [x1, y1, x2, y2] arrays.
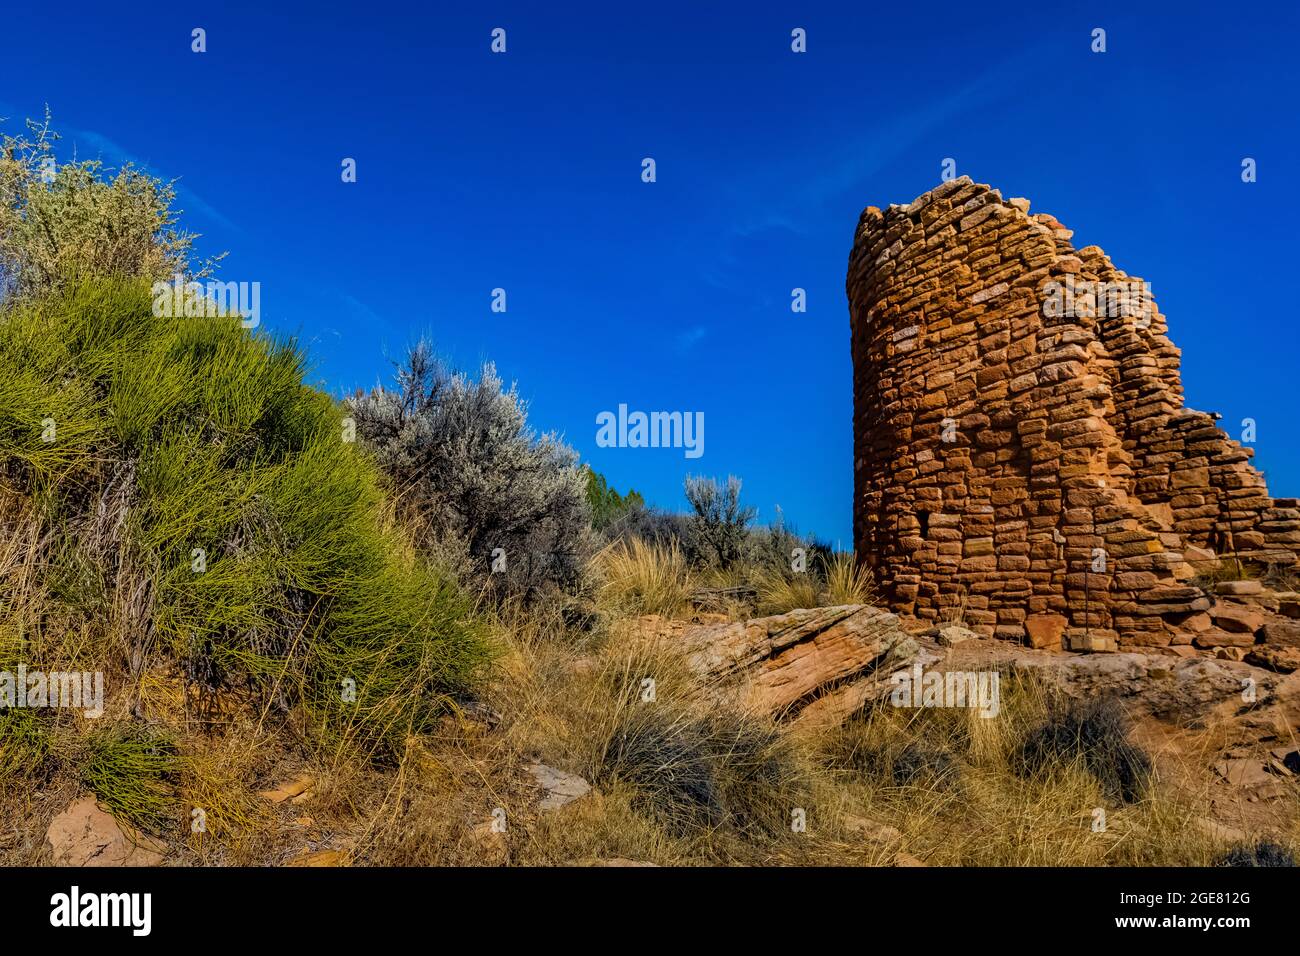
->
[[585, 467, 645, 530]]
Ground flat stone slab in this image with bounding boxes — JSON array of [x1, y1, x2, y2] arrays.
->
[[526, 762, 592, 811], [1213, 759, 1273, 789], [1214, 579, 1262, 596], [46, 797, 165, 867]]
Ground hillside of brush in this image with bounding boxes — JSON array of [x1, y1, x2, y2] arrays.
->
[[0, 117, 1296, 868], [0, 279, 490, 855], [2, 284, 1295, 867]]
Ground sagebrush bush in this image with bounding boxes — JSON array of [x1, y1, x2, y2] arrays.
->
[[683, 474, 755, 570], [602, 503, 692, 549], [739, 505, 823, 571], [598, 479, 833, 606], [0, 280, 489, 757], [347, 341, 593, 601], [1, 110, 220, 303]]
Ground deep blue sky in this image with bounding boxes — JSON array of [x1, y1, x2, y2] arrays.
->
[[3, 1, 1296, 545]]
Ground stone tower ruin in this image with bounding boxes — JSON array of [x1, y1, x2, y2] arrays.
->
[[847, 177, 1299, 652]]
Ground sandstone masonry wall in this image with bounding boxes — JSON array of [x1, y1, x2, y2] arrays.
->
[[847, 177, 1300, 652]]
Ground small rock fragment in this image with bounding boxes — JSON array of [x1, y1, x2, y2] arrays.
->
[[526, 762, 592, 811]]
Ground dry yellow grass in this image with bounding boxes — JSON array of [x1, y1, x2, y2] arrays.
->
[[3, 506, 1294, 867], [811, 673, 1239, 866], [594, 537, 693, 617], [338, 604, 1294, 868], [823, 552, 876, 606], [747, 553, 876, 615], [753, 566, 822, 614]]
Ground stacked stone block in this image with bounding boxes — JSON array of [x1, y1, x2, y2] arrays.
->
[[847, 177, 1299, 651]]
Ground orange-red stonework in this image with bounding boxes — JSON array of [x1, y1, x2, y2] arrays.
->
[[848, 178, 1299, 651]]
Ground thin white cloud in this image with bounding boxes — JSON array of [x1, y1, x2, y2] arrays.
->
[[724, 43, 1051, 241], [59, 123, 238, 232], [676, 325, 707, 350]]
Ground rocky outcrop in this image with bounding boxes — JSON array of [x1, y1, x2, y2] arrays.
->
[[847, 177, 1299, 652], [680, 604, 917, 722], [907, 626, 1291, 723]]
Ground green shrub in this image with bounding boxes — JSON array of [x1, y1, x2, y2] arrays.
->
[[0, 280, 490, 755], [0, 707, 53, 784]]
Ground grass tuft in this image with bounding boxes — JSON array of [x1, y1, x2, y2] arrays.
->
[[823, 552, 876, 606], [80, 722, 179, 835], [1013, 696, 1152, 804], [596, 702, 808, 838], [0, 707, 53, 784], [595, 537, 692, 617]]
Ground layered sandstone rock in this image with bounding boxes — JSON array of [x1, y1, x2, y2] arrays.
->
[[680, 604, 916, 720], [847, 178, 1299, 651]]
